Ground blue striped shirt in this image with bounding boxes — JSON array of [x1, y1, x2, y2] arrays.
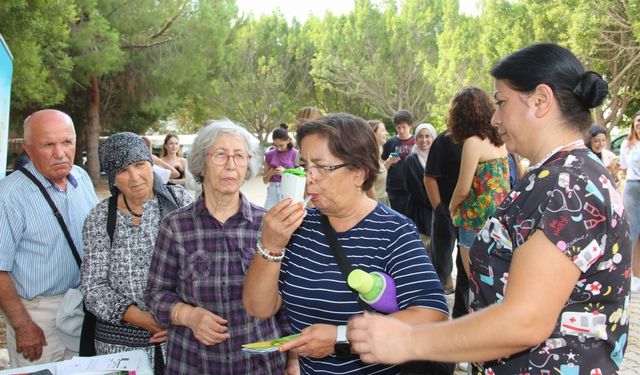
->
[[0, 162, 98, 299], [279, 204, 448, 374]]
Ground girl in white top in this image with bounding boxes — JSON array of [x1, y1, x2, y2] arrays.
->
[[621, 111, 640, 290], [160, 134, 188, 185]]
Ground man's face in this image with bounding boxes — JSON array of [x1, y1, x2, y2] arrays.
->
[[23, 111, 76, 184], [395, 122, 412, 139]]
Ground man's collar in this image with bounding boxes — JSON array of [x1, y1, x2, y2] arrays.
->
[[24, 162, 78, 189]]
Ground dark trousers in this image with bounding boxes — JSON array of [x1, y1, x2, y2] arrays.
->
[[452, 251, 469, 319], [429, 203, 456, 283], [387, 190, 409, 217], [430, 203, 469, 317]]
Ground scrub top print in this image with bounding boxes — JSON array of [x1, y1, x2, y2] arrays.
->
[[468, 148, 631, 375]]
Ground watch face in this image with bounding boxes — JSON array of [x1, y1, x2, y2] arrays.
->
[[334, 342, 352, 358]]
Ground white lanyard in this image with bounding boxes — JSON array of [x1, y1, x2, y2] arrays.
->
[[528, 139, 586, 171]]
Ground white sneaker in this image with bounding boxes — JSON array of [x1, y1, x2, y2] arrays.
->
[[457, 362, 469, 372], [631, 277, 640, 293]]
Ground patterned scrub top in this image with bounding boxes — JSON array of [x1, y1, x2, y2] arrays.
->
[[453, 157, 510, 231], [469, 149, 631, 374]]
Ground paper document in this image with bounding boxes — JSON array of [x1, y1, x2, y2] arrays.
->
[[241, 334, 300, 354], [55, 354, 142, 374]]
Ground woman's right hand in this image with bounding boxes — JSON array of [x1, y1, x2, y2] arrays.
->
[[262, 198, 306, 252]]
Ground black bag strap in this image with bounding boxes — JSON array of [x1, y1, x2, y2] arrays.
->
[[19, 167, 82, 268], [319, 215, 373, 313], [107, 194, 118, 245]]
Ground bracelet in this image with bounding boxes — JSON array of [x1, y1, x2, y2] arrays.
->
[[171, 303, 181, 324], [256, 239, 285, 262]]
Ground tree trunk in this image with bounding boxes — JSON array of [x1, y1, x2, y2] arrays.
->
[[86, 75, 101, 184]]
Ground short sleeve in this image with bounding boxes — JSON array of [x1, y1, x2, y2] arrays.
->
[[537, 171, 609, 273], [424, 135, 443, 177], [0, 198, 22, 271], [620, 140, 629, 169]]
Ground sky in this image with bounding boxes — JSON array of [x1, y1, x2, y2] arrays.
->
[[235, 0, 480, 23]]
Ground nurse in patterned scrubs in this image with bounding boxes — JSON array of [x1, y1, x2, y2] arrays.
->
[[348, 43, 631, 375]]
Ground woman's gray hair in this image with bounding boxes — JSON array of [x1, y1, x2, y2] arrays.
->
[[188, 119, 259, 183]]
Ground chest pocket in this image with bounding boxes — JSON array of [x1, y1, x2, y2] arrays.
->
[[179, 249, 212, 280]]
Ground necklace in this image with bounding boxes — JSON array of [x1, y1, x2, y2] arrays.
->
[[123, 195, 143, 218]]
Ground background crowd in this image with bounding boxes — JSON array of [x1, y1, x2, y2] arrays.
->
[[0, 43, 636, 375]]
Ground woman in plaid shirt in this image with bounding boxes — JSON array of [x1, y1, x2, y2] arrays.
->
[[145, 120, 294, 374]]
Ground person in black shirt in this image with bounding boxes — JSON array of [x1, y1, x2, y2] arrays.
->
[[381, 110, 415, 216], [424, 131, 468, 316]]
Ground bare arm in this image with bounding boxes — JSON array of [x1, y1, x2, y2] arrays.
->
[[263, 160, 276, 184], [168, 158, 187, 185], [423, 175, 441, 209], [0, 272, 46, 361], [243, 199, 305, 319], [349, 230, 580, 364], [449, 138, 480, 213], [152, 155, 180, 179]]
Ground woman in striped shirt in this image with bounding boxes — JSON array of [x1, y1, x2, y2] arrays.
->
[[243, 113, 448, 375]]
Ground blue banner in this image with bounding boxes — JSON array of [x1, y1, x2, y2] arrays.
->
[[0, 34, 13, 180]]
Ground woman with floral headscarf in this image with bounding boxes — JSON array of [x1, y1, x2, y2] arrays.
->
[[81, 132, 192, 374]]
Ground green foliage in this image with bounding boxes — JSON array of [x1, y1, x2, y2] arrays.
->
[[4, 0, 640, 145], [209, 12, 315, 147], [1, 0, 76, 131], [309, 0, 444, 123]]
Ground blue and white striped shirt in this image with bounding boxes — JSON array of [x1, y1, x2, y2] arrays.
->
[[0, 162, 98, 300], [279, 204, 448, 374]]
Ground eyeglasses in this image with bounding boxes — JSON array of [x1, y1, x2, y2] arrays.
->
[[300, 163, 349, 179], [208, 151, 250, 166]]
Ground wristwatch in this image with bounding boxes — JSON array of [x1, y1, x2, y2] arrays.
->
[[334, 325, 352, 359]]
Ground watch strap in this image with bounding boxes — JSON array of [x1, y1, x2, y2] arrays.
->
[[336, 325, 348, 343]]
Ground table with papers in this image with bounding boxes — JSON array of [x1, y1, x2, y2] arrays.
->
[[0, 349, 153, 375]]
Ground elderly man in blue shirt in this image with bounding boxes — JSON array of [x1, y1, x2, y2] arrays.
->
[[0, 109, 98, 367]]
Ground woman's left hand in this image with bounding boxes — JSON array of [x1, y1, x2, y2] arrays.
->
[[262, 198, 306, 251], [279, 324, 337, 359], [284, 354, 300, 375]]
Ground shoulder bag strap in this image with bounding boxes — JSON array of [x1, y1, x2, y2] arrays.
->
[[19, 167, 82, 268], [319, 215, 373, 312], [107, 194, 118, 245]]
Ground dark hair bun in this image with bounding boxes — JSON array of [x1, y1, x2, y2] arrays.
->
[[572, 71, 608, 108], [279, 123, 288, 130]]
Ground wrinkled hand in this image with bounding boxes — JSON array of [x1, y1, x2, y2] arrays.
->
[[14, 320, 46, 362], [284, 355, 300, 375], [279, 324, 337, 359], [262, 199, 306, 251], [186, 307, 230, 346], [149, 329, 168, 344], [348, 312, 414, 364]]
